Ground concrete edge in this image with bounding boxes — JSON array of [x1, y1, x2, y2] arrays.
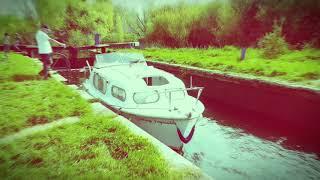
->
[[72, 87, 99, 102], [67, 84, 79, 90], [49, 70, 67, 82]]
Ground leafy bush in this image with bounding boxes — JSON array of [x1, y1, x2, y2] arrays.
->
[[68, 30, 88, 46], [0, 16, 37, 44], [34, 0, 114, 46], [258, 23, 288, 58], [146, 4, 204, 47]]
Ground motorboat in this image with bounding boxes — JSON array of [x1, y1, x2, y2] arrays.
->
[[83, 52, 205, 151]]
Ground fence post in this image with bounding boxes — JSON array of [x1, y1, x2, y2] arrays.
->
[[69, 47, 78, 68], [94, 33, 100, 45], [240, 48, 247, 61], [101, 47, 106, 53]]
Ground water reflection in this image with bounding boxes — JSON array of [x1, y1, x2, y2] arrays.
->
[[184, 118, 320, 179]]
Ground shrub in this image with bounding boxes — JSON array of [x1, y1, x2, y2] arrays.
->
[[68, 30, 89, 46], [258, 22, 288, 59], [146, 4, 203, 47]]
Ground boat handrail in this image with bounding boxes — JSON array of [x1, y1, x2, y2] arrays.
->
[[133, 86, 204, 110], [95, 57, 146, 69], [166, 87, 204, 111], [96, 62, 146, 69], [133, 87, 203, 94]]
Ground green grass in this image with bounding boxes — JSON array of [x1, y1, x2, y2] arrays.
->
[[122, 47, 320, 86], [0, 114, 191, 179], [0, 53, 42, 82], [0, 53, 198, 179], [0, 80, 91, 137], [0, 53, 90, 137]]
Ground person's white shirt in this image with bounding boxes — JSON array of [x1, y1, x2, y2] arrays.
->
[[36, 30, 52, 54]]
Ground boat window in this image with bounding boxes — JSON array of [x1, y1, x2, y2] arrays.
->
[[112, 86, 126, 102], [98, 77, 104, 93], [133, 90, 160, 104], [143, 76, 169, 86], [143, 77, 151, 86], [94, 73, 108, 94], [93, 73, 99, 90]]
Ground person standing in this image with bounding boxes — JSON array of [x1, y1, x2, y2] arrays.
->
[[3, 33, 10, 60], [35, 24, 66, 79], [13, 33, 21, 52]]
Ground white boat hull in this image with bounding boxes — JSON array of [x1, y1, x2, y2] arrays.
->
[[82, 52, 206, 152], [118, 110, 199, 151]]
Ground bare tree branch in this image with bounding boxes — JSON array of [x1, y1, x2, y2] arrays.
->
[[136, 14, 146, 33]]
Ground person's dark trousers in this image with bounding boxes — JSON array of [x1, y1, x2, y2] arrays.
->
[[3, 44, 10, 60], [39, 54, 52, 80]]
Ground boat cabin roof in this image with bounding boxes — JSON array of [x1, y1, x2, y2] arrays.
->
[[93, 53, 185, 91], [94, 52, 147, 68]]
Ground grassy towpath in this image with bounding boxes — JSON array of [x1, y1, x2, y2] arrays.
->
[[0, 53, 200, 179], [123, 47, 320, 88]]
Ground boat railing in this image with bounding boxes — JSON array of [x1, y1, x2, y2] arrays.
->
[[166, 87, 204, 111], [95, 60, 146, 69], [133, 87, 204, 111]]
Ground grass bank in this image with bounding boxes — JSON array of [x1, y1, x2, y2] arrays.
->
[[0, 114, 193, 179], [0, 80, 91, 137], [0, 53, 197, 179], [123, 47, 320, 87], [0, 53, 42, 82]]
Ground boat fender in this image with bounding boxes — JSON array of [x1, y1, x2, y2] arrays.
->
[[176, 125, 195, 144]]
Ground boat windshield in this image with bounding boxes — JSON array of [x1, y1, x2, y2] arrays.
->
[[132, 87, 203, 106], [133, 90, 160, 104], [95, 53, 146, 68]]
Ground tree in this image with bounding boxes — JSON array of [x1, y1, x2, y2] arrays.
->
[[258, 22, 288, 58], [35, 0, 68, 30], [256, 0, 320, 48], [115, 15, 124, 42], [187, 3, 219, 47], [146, 3, 203, 47], [0, 16, 37, 44]]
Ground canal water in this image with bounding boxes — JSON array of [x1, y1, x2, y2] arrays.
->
[[184, 116, 320, 179], [59, 69, 320, 180]]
